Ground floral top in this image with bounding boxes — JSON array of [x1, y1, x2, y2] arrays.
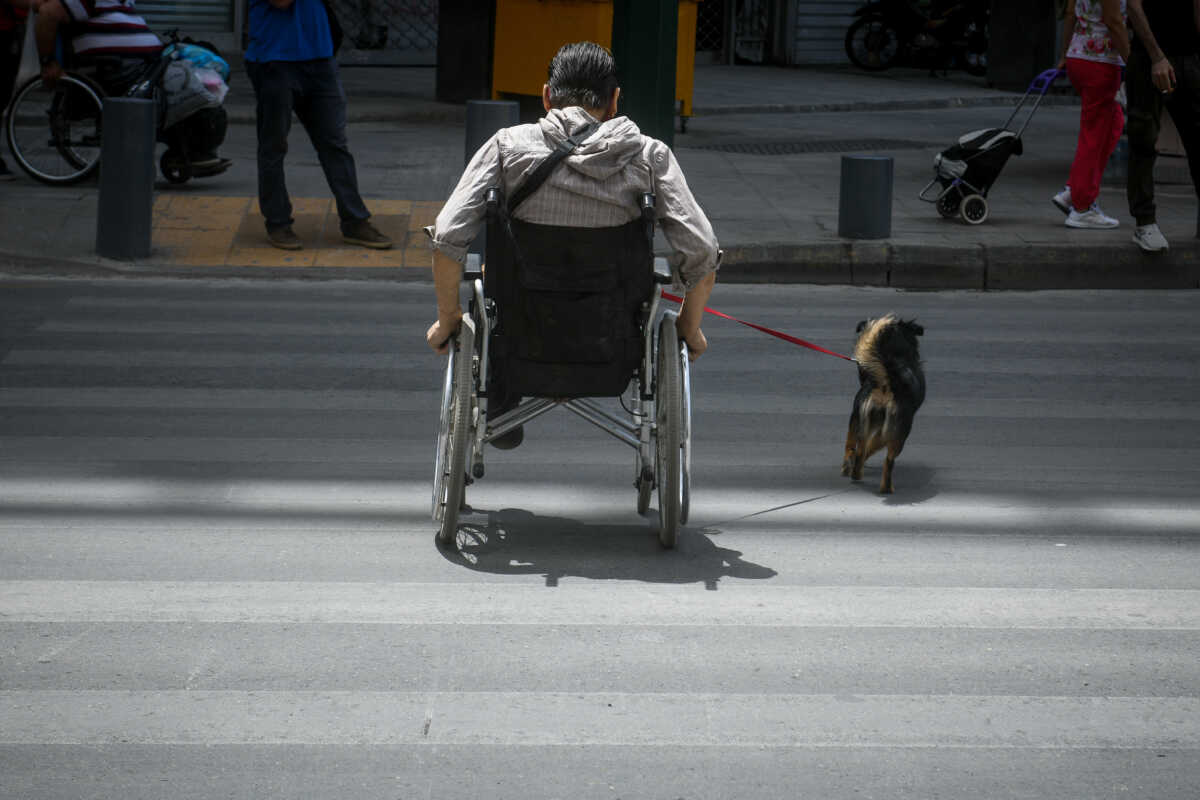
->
[[1067, 0, 1127, 65]]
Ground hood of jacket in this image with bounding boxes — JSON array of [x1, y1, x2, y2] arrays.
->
[[537, 106, 647, 182]]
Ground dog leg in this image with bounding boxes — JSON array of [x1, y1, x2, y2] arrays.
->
[[850, 445, 866, 481], [880, 439, 904, 494], [841, 413, 859, 477]]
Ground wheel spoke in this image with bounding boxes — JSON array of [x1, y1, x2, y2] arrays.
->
[[6, 76, 104, 185]]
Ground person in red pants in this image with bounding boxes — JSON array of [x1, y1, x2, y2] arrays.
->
[[1054, 0, 1131, 228]]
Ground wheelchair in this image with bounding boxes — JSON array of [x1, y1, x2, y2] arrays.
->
[[433, 188, 692, 549], [4, 31, 229, 186]]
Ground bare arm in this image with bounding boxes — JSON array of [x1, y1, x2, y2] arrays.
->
[[1057, 0, 1076, 67], [34, 0, 67, 83], [675, 271, 715, 360], [1100, 0, 1130, 62], [1127, 0, 1176, 91], [425, 249, 464, 354]]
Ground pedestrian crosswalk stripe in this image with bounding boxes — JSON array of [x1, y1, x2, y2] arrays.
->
[[3, 691, 1197, 748], [4, 581, 1199, 629]]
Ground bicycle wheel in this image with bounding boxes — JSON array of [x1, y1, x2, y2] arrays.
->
[[845, 15, 902, 72], [6, 74, 104, 185], [655, 317, 683, 548], [434, 318, 476, 547]]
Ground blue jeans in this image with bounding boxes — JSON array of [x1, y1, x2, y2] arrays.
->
[[245, 58, 369, 230]]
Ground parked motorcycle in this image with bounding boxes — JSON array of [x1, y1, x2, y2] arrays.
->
[[845, 0, 989, 76]]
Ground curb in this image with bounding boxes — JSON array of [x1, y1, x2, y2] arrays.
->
[[5, 242, 1197, 289], [719, 241, 1200, 289], [690, 94, 1079, 117], [218, 92, 1076, 126]]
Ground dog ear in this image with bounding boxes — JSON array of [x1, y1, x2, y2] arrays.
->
[[905, 321, 924, 337], [856, 319, 868, 333]]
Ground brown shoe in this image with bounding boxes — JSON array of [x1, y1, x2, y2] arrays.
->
[[267, 225, 303, 250], [342, 218, 393, 250]]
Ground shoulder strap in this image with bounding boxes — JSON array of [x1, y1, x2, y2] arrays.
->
[[506, 120, 600, 215]]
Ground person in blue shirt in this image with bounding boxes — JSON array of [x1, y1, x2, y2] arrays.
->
[[245, 0, 390, 250]]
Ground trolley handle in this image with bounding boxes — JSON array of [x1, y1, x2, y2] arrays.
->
[[1003, 67, 1066, 139], [1028, 68, 1066, 96]]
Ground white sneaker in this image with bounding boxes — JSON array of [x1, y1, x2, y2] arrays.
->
[[1132, 223, 1169, 252], [1065, 204, 1119, 229], [1052, 186, 1071, 214]]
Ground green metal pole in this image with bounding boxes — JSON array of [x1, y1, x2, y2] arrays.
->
[[611, 0, 678, 148]]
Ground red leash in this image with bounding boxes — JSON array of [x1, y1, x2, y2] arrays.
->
[[661, 291, 856, 363]]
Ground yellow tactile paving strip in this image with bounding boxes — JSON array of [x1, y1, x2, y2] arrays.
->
[[152, 195, 442, 270]]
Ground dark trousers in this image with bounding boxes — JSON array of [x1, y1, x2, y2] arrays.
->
[[1125, 47, 1200, 227], [245, 58, 369, 230]]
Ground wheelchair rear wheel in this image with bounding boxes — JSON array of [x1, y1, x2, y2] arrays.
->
[[6, 74, 104, 185], [433, 318, 476, 546], [655, 317, 684, 548], [680, 343, 692, 526]]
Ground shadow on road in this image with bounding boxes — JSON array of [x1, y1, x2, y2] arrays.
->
[[440, 507, 777, 590], [848, 463, 940, 506]]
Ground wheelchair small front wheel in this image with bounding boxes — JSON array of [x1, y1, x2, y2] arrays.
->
[[655, 317, 684, 548], [5, 74, 104, 185], [636, 466, 653, 516], [434, 318, 476, 546]]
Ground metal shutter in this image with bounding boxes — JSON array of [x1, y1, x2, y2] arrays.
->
[[792, 0, 860, 65], [137, 1, 234, 33]]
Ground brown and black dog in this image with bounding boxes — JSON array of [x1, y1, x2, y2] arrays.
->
[[841, 315, 925, 494]]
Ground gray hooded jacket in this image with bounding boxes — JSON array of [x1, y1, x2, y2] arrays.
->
[[426, 106, 720, 290]]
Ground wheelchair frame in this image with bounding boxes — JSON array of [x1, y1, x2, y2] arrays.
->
[[432, 231, 692, 550], [4, 30, 229, 186]]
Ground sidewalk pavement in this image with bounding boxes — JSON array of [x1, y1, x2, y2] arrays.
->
[[1, 63, 1197, 289]]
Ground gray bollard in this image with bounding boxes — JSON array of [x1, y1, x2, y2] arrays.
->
[[465, 100, 519, 256], [838, 155, 893, 240], [95, 97, 157, 260]]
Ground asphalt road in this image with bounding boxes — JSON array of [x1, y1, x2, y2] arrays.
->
[[1, 277, 1198, 799]]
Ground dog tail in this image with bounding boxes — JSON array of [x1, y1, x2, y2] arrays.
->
[[855, 315, 925, 404], [853, 314, 897, 389]]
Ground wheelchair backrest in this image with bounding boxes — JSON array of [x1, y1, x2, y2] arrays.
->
[[483, 193, 655, 398]]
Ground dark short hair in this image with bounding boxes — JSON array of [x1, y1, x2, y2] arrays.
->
[[546, 41, 619, 110]]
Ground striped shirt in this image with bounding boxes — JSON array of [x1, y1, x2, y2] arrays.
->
[[427, 106, 721, 290], [60, 0, 162, 57]]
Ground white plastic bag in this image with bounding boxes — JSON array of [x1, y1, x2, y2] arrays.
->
[[14, 12, 40, 87], [160, 60, 221, 129], [191, 66, 228, 104]]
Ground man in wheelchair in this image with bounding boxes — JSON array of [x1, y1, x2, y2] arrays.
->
[[33, 0, 227, 170], [424, 41, 720, 448]]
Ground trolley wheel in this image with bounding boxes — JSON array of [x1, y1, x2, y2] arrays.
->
[[433, 318, 476, 547], [844, 15, 901, 72], [160, 151, 193, 184], [936, 188, 962, 219], [5, 74, 104, 185], [655, 316, 684, 548], [960, 194, 989, 225]]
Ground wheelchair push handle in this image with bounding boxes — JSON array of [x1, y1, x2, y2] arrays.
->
[[640, 192, 656, 244]]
